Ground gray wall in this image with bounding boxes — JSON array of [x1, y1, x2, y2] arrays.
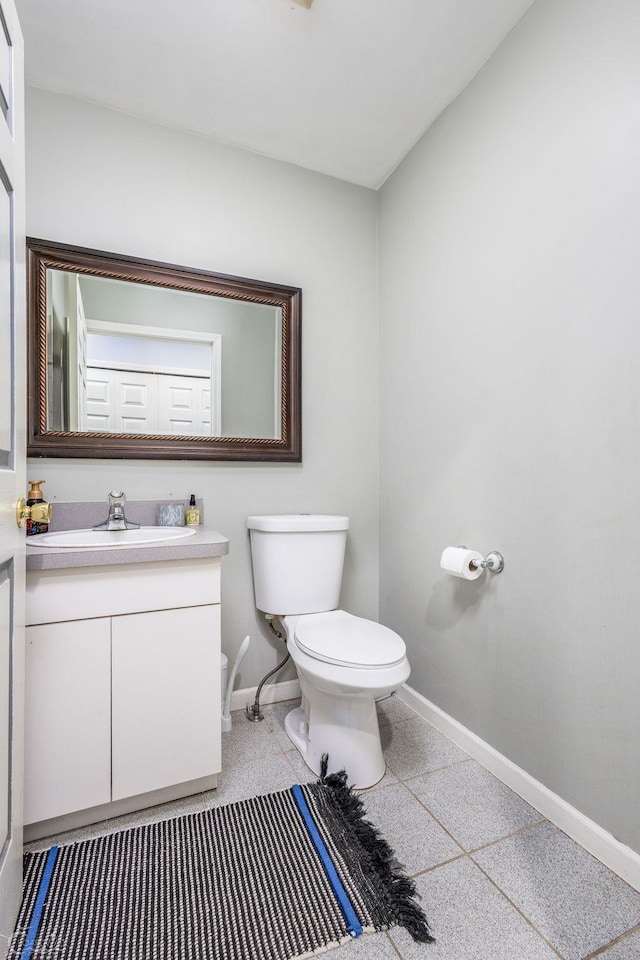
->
[[26, 88, 379, 691], [378, 0, 640, 852]]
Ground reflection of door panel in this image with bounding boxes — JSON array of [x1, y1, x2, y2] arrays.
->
[[158, 375, 206, 436], [117, 372, 155, 433], [84, 323, 221, 437], [86, 369, 156, 433], [85, 369, 116, 431], [65, 275, 87, 431], [85, 367, 212, 436], [200, 384, 211, 434]]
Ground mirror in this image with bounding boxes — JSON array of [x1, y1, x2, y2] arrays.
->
[[27, 239, 301, 461]]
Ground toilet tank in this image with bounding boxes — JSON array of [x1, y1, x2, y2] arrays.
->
[[247, 515, 349, 615]]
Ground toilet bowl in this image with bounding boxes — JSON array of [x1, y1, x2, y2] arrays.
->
[[247, 515, 411, 788], [281, 610, 410, 787]]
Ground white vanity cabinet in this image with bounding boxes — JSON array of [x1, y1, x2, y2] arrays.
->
[[25, 617, 112, 823], [25, 557, 222, 837], [111, 604, 220, 800]]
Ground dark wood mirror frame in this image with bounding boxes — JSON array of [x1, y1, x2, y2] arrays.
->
[[27, 238, 301, 461]]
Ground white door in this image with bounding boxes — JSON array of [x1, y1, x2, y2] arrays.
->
[[116, 371, 157, 433], [199, 381, 212, 435], [86, 368, 158, 434], [157, 374, 204, 436], [0, 0, 25, 952], [85, 367, 116, 432], [86, 367, 217, 437]]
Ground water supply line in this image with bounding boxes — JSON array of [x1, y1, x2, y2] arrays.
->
[[246, 616, 290, 722]]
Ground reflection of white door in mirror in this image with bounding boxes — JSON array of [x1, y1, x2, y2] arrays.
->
[[65, 275, 88, 431], [86, 369, 155, 433], [86, 368, 214, 436], [82, 322, 221, 437], [158, 375, 212, 436]]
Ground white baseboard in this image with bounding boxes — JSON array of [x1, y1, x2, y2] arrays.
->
[[230, 678, 301, 713], [397, 683, 640, 893]]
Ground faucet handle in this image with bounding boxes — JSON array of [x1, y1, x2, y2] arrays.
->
[[94, 490, 139, 531]]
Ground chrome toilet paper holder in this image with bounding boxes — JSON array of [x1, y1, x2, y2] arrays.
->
[[459, 547, 505, 574]]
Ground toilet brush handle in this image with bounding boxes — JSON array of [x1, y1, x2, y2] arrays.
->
[[222, 635, 251, 729]]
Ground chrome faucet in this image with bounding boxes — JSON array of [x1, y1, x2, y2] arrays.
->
[[93, 491, 141, 531]]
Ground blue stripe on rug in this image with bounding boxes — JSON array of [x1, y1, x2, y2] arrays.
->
[[290, 784, 363, 938], [20, 845, 58, 960]]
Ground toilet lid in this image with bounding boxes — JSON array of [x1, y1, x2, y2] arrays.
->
[[294, 610, 406, 668]]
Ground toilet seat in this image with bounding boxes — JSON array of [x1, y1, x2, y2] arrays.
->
[[294, 610, 406, 668]]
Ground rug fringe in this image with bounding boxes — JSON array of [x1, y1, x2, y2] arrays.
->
[[318, 755, 435, 944]]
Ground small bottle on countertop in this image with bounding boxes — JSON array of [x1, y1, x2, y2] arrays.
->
[[185, 494, 200, 526], [26, 480, 51, 536]]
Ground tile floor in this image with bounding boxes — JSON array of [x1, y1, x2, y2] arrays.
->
[[27, 696, 640, 960]]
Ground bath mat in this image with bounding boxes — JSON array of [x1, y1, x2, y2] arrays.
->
[[10, 764, 433, 960]]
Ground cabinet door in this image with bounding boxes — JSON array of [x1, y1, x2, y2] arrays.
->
[[24, 619, 111, 824], [111, 605, 221, 800]]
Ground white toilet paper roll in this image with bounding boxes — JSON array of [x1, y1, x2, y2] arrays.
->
[[440, 546, 484, 580]]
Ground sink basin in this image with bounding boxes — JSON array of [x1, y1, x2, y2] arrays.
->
[[28, 527, 198, 548]]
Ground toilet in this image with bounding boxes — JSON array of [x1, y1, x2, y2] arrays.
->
[[247, 514, 410, 788]]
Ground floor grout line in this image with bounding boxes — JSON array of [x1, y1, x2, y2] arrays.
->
[[385, 929, 404, 959], [464, 817, 549, 855], [581, 923, 640, 959], [470, 856, 568, 960], [411, 851, 469, 877], [398, 777, 468, 854], [385, 754, 472, 781]]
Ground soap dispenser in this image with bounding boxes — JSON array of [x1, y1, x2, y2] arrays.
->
[[185, 494, 200, 526], [25, 480, 52, 536]]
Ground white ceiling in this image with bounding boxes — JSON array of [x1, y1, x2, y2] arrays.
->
[[15, 0, 535, 188]]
